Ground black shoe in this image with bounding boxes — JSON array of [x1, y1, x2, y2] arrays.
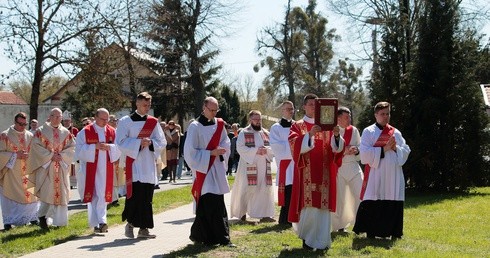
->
[[154, 185, 160, 189], [39, 216, 49, 230], [4, 224, 12, 231], [30, 220, 39, 226], [221, 242, 237, 248], [240, 215, 246, 221], [111, 200, 120, 207], [98, 223, 108, 233], [302, 239, 313, 250]]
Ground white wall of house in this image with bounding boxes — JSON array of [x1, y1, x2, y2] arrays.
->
[[0, 104, 59, 132]]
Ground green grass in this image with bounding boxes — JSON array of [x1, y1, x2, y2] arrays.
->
[[2, 183, 489, 257], [168, 187, 490, 258], [0, 184, 194, 257]]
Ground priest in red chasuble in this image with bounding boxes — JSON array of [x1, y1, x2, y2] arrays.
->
[[288, 94, 337, 251]]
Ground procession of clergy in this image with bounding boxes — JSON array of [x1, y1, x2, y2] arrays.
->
[[0, 92, 410, 251]]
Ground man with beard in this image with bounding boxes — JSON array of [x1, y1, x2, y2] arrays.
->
[[230, 110, 275, 223]]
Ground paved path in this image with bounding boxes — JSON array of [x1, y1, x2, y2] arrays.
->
[[19, 173, 256, 258]]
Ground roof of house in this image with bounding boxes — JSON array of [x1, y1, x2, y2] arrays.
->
[[480, 84, 490, 107], [0, 91, 27, 105], [43, 42, 158, 104]]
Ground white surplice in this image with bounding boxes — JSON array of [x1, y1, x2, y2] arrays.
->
[[230, 126, 275, 219], [115, 116, 166, 185], [360, 124, 411, 201], [269, 122, 294, 186], [330, 125, 363, 231], [75, 124, 121, 227], [184, 119, 230, 198]]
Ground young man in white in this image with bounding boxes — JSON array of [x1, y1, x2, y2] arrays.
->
[[330, 107, 363, 232], [269, 101, 295, 226]]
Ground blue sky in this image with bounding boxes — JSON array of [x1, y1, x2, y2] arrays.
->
[[1, 0, 489, 87]]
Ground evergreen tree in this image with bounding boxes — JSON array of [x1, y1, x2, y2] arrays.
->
[[143, 0, 225, 120], [407, 0, 490, 190]]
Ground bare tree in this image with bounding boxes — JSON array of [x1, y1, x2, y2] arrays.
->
[[0, 0, 104, 119], [86, 0, 149, 110]]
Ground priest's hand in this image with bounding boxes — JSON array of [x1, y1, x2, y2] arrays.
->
[[383, 136, 396, 152], [96, 142, 110, 151], [16, 150, 29, 159], [333, 126, 340, 137], [211, 147, 226, 156], [52, 152, 62, 162], [345, 145, 358, 155], [309, 125, 321, 137], [257, 146, 267, 155]]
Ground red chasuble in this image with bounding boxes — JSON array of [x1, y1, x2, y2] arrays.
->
[[360, 124, 395, 200], [125, 116, 158, 199], [288, 120, 337, 223], [83, 124, 115, 203], [191, 118, 224, 205]]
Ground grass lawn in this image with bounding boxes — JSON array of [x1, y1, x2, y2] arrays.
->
[[170, 187, 490, 258], [0, 184, 194, 257], [1, 184, 489, 257]]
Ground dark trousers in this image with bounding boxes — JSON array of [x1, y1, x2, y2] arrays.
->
[[278, 185, 292, 225], [190, 193, 231, 245], [122, 181, 155, 229]]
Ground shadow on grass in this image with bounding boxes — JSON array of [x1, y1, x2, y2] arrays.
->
[[405, 188, 490, 208], [351, 235, 396, 250], [277, 247, 329, 257], [250, 223, 294, 234], [160, 243, 220, 258], [1, 228, 49, 243]]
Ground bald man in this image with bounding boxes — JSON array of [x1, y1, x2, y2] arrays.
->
[[75, 108, 121, 233], [30, 108, 76, 230]]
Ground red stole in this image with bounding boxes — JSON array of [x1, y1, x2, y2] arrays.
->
[[288, 120, 336, 223], [244, 130, 271, 186], [334, 125, 353, 167], [277, 159, 291, 206], [360, 124, 395, 200], [191, 118, 224, 205], [83, 125, 115, 203], [125, 116, 158, 199]]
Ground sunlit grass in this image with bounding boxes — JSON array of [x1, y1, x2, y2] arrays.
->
[[2, 181, 488, 257], [0, 184, 194, 257], [168, 187, 490, 258]]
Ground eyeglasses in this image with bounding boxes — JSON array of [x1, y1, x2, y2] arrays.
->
[[168, 123, 175, 126], [83, 123, 90, 126], [205, 106, 220, 113], [15, 121, 28, 126]]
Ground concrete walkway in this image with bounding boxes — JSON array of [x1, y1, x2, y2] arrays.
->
[[20, 174, 238, 258]]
